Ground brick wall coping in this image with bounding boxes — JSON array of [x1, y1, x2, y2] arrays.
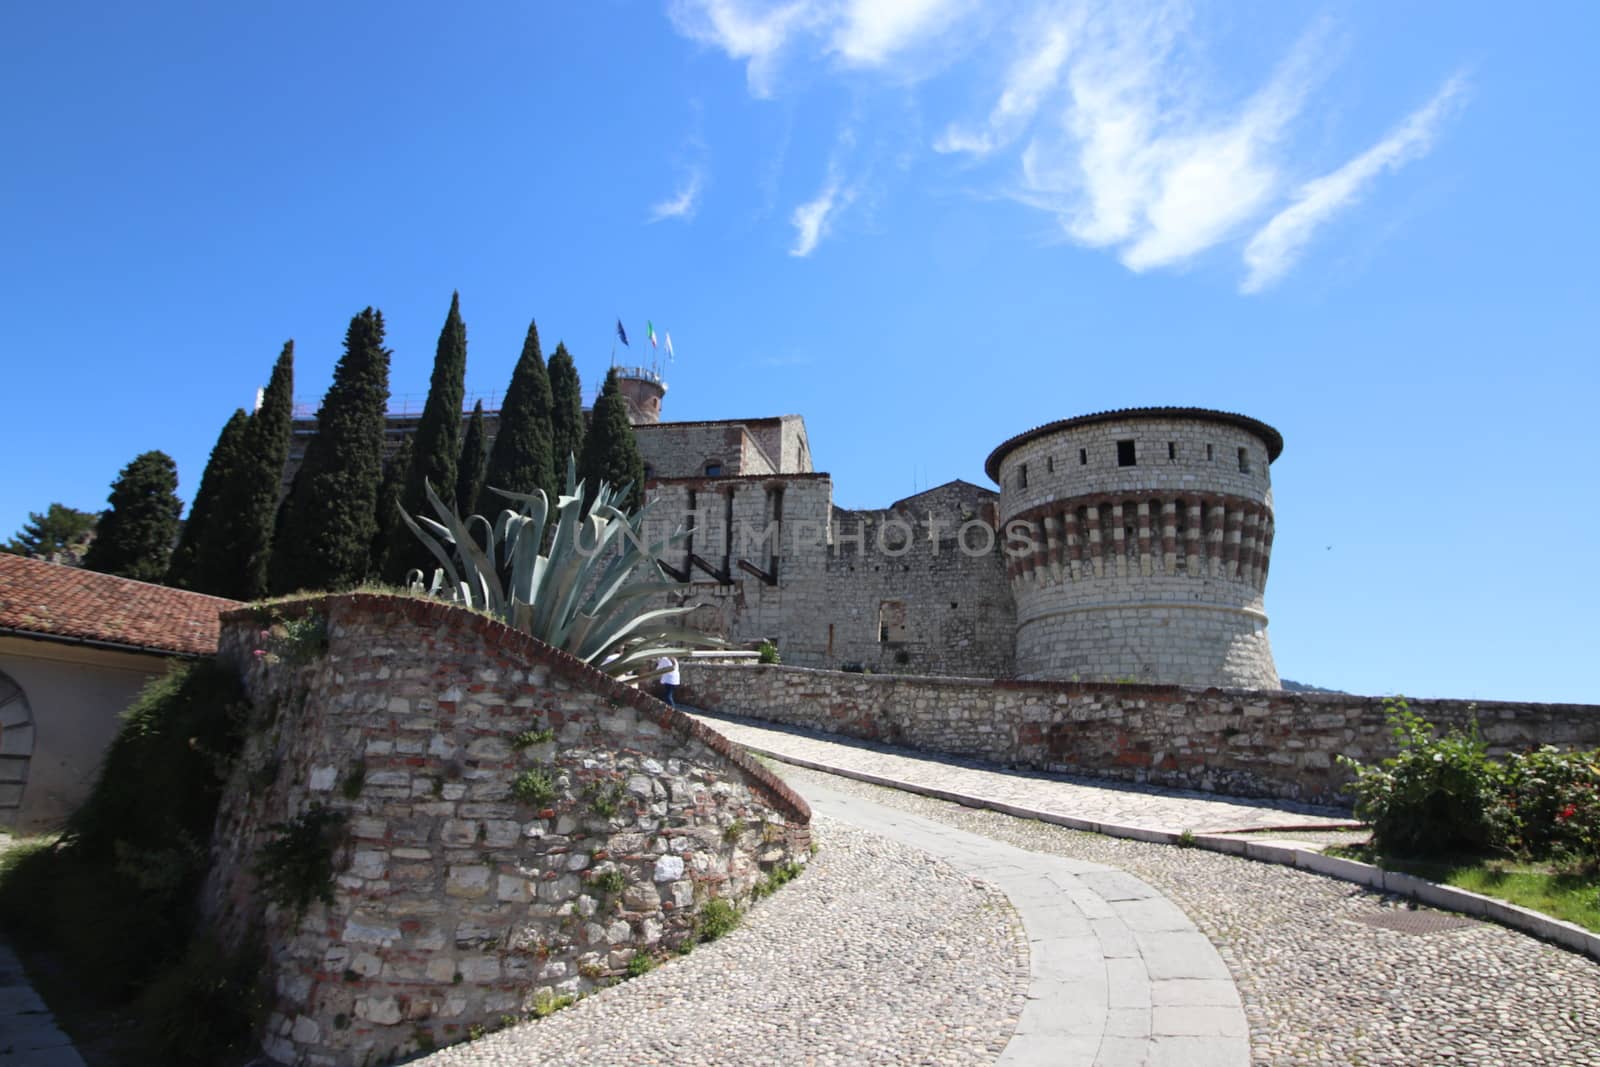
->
[[687, 660, 1600, 715], [219, 593, 812, 822]]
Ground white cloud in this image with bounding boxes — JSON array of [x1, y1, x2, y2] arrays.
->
[[667, 1, 1465, 285], [936, 16, 1075, 156], [1241, 74, 1467, 293], [668, 0, 820, 97], [650, 169, 705, 222], [790, 177, 854, 256], [830, 0, 970, 67]]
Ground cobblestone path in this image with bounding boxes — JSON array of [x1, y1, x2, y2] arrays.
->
[[776, 763, 1600, 1067]]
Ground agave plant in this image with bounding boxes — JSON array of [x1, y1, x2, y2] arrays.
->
[[398, 458, 720, 677]]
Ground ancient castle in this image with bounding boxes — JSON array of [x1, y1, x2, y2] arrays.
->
[[287, 370, 1282, 688]]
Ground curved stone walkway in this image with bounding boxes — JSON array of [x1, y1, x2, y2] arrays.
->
[[414, 814, 1029, 1066], [775, 767, 1600, 1067]]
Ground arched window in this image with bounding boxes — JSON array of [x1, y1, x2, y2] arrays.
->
[[0, 670, 34, 827]]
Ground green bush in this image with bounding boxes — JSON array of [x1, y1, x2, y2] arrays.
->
[[757, 639, 780, 665], [0, 660, 249, 999], [1338, 699, 1506, 857], [135, 935, 268, 1065]]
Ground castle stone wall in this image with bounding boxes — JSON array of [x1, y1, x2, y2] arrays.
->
[[680, 662, 1600, 805], [203, 595, 809, 1067]]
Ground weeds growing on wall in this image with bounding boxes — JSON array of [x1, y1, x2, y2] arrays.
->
[[695, 898, 741, 942], [254, 804, 346, 917]]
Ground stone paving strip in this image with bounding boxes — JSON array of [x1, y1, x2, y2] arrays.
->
[[800, 775, 1250, 1067], [414, 813, 1029, 1067], [776, 765, 1600, 1067], [0, 941, 84, 1067], [685, 711, 1358, 835]]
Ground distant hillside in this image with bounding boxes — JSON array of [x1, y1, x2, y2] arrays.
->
[[1281, 678, 1351, 695]]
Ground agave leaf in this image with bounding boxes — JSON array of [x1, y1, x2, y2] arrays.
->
[[397, 501, 464, 594], [575, 604, 703, 663], [423, 480, 504, 616]]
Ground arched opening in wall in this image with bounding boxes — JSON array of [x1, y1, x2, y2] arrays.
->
[[0, 670, 34, 827]]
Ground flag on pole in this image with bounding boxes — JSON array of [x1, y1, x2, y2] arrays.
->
[[664, 331, 674, 362], [647, 320, 657, 348], [616, 319, 629, 346]]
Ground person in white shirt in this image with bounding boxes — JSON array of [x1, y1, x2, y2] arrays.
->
[[655, 655, 680, 707]]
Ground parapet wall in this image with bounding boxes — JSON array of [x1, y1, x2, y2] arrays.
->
[[679, 663, 1600, 805], [204, 595, 810, 1067]]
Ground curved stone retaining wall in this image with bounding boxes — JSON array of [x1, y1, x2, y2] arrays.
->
[[204, 595, 810, 1067], [679, 662, 1600, 804]]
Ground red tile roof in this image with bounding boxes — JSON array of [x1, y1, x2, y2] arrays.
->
[[0, 555, 240, 657]]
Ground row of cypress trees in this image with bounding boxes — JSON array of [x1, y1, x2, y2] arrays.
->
[[149, 295, 644, 599]]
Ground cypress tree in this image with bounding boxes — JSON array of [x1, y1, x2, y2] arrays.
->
[[482, 319, 556, 507], [229, 340, 296, 599], [372, 435, 412, 575], [547, 342, 584, 480], [269, 308, 391, 594], [167, 409, 250, 589], [455, 400, 488, 515], [382, 293, 467, 580], [577, 368, 646, 511], [82, 451, 183, 583]]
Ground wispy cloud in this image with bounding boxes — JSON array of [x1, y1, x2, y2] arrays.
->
[[667, 1, 1466, 287], [650, 169, 706, 222], [668, 0, 819, 97], [936, 13, 1076, 157], [829, 0, 971, 67], [790, 176, 853, 256], [1241, 74, 1467, 293]]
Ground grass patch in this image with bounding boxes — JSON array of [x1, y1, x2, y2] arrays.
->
[[1329, 845, 1600, 933], [511, 727, 555, 750]]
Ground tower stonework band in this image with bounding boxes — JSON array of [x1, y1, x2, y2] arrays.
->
[[986, 408, 1282, 689]]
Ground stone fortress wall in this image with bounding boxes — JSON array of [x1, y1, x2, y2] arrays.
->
[[203, 595, 810, 1067], [282, 371, 1282, 688], [988, 410, 1282, 688], [679, 663, 1600, 804]]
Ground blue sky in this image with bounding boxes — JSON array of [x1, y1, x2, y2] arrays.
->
[[3, 2, 1596, 703]]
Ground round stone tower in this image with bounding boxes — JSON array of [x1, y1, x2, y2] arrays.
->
[[614, 367, 667, 425], [986, 407, 1282, 688]]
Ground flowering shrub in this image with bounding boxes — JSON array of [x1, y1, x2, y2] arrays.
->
[[1341, 699, 1600, 867], [1500, 746, 1600, 866]]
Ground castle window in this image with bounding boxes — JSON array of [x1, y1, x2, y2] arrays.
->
[[1017, 463, 1028, 489], [878, 600, 908, 642], [704, 461, 723, 477], [1167, 442, 1176, 461], [1206, 443, 1214, 461], [1237, 447, 1250, 473], [1079, 448, 1087, 466], [643, 464, 655, 481], [1046, 455, 1054, 473], [1117, 440, 1137, 467]]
